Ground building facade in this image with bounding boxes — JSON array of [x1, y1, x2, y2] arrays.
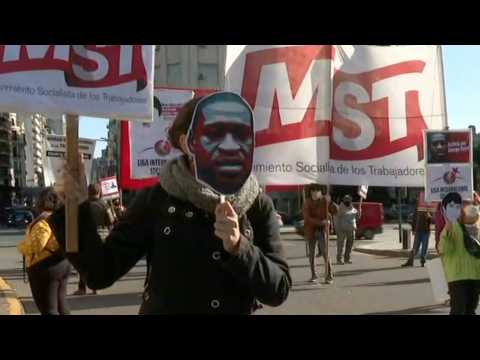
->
[[10, 114, 27, 190], [0, 113, 14, 208], [154, 45, 225, 90], [91, 148, 111, 184]]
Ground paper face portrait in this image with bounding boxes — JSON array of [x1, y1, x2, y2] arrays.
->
[[187, 92, 254, 195]]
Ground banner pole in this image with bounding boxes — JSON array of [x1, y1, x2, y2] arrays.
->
[[325, 184, 330, 283], [65, 114, 79, 253], [117, 120, 123, 208], [438, 45, 449, 128]]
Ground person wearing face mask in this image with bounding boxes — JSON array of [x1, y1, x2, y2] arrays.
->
[[439, 192, 480, 315], [303, 185, 337, 283], [335, 195, 361, 265]]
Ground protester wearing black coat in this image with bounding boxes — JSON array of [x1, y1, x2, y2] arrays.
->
[[48, 155, 291, 314]]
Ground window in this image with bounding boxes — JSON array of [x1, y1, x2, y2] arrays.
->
[[167, 63, 183, 86], [198, 63, 218, 88], [0, 143, 8, 153], [197, 45, 218, 64], [0, 154, 9, 164]]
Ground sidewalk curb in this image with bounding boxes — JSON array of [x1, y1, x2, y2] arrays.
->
[[0, 277, 25, 315], [354, 248, 411, 258]]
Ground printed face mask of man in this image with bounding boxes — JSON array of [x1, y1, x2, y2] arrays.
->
[[444, 202, 462, 223], [429, 133, 448, 162], [311, 191, 322, 201], [187, 92, 254, 195]]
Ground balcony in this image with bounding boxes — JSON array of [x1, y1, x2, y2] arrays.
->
[[0, 118, 12, 130], [33, 117, 42, 127], [33, 133, 42, 143]]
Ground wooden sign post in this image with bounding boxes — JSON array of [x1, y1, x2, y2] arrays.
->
[[325, 184, 330, 284], [65, 114, 80, 253]]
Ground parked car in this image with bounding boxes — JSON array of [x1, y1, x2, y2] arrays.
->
[[353, 202, 384, 240], [384, 204, 415, 221], [293, 202, 384, 240], [6, 209, 33, 228]]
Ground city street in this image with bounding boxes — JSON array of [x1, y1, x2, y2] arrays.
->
[[0, 226, 454, 315]]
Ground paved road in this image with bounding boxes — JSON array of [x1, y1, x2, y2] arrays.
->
[[0, 227, 457, 315], [258, 234, 450, 315]]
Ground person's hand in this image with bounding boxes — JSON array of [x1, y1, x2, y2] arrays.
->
[[444, 220, 452, 232], [321, 219, 330, 226], [63, 153, 88, 204], [325, 194, 331, 203], [215, 201, 241, 255]]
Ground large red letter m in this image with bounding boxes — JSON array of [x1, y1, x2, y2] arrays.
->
[[241, 45, 334, 147]]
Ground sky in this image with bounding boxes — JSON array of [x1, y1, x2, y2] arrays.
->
[[442, 45, 480, 130], [79, 45, 480, 159], [79, 116, 109, 158]]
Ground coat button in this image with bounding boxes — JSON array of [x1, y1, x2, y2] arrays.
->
[[163, 226, 171, 235], [185, 211, 194, 218], [212, 251, 221, 261], [210, 299, 220, 309], [168, 206, 176, 214]]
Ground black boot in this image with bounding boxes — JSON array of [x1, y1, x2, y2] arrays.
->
[[401, 259, 414, 267]]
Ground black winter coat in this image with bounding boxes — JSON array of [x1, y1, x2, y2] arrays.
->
[[48, 185, 291, 314]]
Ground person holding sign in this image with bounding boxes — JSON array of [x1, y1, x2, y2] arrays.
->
[[303, 184, 336, 284], [439, 192, 480, 315], [48, 92, 291, 314]]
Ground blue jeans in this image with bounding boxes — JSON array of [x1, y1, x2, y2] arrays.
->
[[414, 231, 430, 261]]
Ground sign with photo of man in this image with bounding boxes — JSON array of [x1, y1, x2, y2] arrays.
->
[[426, 130, 471, 164], [425, 129, 473, 202]]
